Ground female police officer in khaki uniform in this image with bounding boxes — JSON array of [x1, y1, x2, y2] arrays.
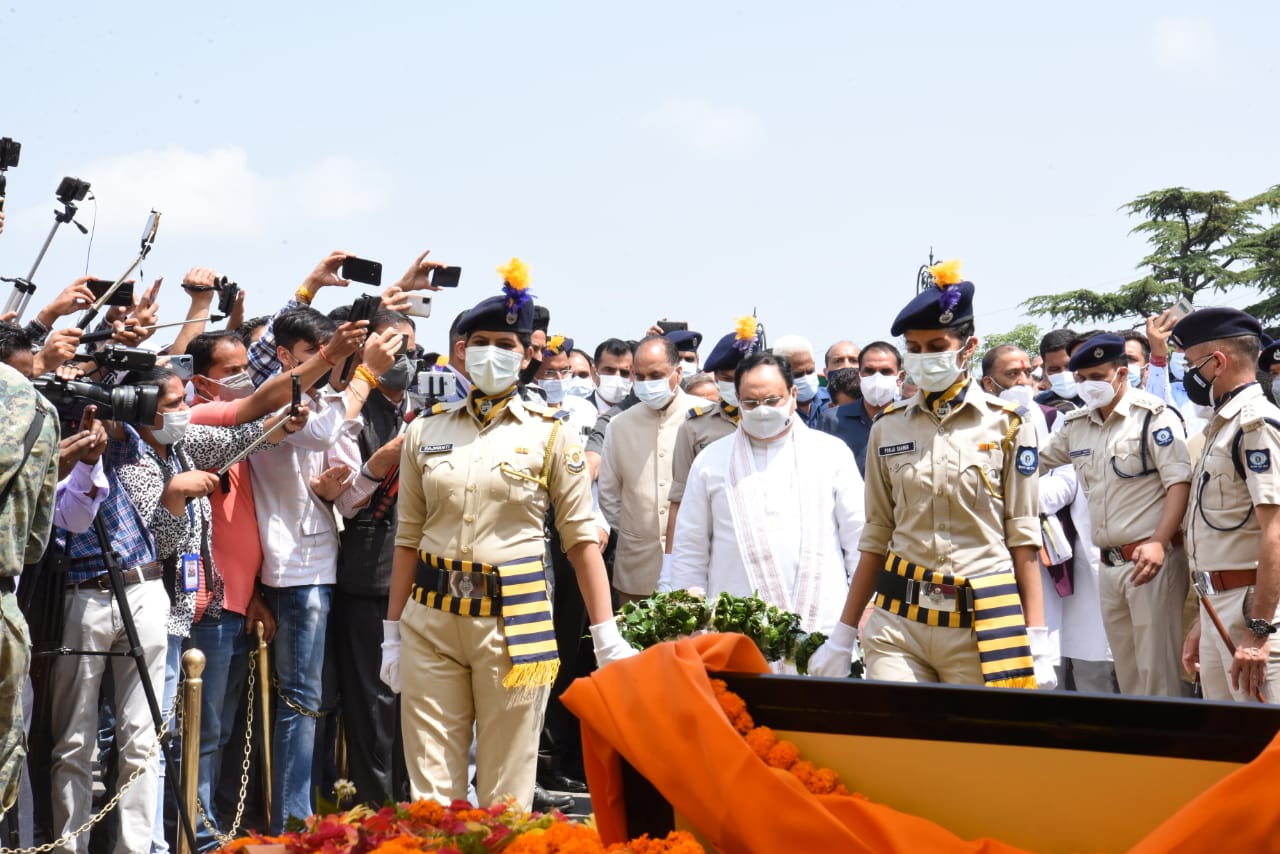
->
[[809, 261, 1054, 687], [378, 261, 634, 808]]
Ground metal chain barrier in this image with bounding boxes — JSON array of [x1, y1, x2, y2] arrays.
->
[[194, 650, 258, 845], [0, 693, 179, 854], [270, 673, 324, 719]]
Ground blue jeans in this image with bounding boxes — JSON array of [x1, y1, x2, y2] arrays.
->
[[262, 584, 332, 832], [188, 611, 249, 851]]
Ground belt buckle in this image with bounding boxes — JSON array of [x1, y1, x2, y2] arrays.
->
[[1193, 572, 1217, 597], [921, 582, 959, 612], [448, 571, 479, 599], [1107, 548, 1124, 566]]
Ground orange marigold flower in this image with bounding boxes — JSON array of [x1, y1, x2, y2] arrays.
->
[[808, 767, 839, 795], [765, 740, 799, 770], [371, 836, 429, 853], [834, 783, 851, 796], [744, 725, 777, 759], [715, 691, 746, 721], [732, 710, 754, 735], [708, 678, 728, 694], [790, 760, 816, 786], [405, 798, 446, 825]]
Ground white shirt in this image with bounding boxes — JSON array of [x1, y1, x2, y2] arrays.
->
[[666, 425, 864, 634], [1039, 417, 1111, 662], [250, 391, 363, 587]]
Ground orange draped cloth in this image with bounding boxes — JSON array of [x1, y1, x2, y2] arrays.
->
[[561, 633, 1280, 853]]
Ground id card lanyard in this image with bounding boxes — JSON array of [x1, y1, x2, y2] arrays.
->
[[163, 446, 212, 594]]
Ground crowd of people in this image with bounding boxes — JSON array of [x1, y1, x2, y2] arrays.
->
[[0, 213, 1277, 854]]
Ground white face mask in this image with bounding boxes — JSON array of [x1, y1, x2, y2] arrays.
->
[[464, 345, 524, 395], [680, 357, 699, 374], [564, 376, 595, 399], [596, 374, 631, 405], [1049, 371, 1077, 400], [902, 349, 965, 393], [200, 370, 254, 402], [1078, 377, 1118, 411], [740, 399, 792, 439], [634, 373, 676, 410], [152, 408, 191, 445], [1270, 376, 1280, 405], [859, 372, 899, 408], [997, 384, 1036, 409], [716, 380, 739, 407], [794, 373, 820, 403], [1192, 403, 1216, 420], [539, 378, 566, 403]]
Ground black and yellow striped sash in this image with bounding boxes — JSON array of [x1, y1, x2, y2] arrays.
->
[[924, 375, 968, 417], [411, 552, 559, 689], [467, 387, 517, 427], [876, 553, 1037, 689]]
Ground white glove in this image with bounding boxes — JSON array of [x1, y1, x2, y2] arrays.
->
[[805, 621, 860, 677], [590, 618, 638, 667], [1027, 626, 1058, 690], [379, 619, 402, 694]]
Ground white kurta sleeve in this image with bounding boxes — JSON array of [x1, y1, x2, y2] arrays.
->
[[597, 428, 622, 529], [668, 451, 713, 594], [831, 443, 866, 582]]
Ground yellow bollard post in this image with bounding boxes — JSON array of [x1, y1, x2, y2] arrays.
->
[[178, 648, 205, 854], [256, 621, 273, 822]]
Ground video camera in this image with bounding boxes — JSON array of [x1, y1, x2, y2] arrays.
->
[[33, 372, 160, 429], [214, 275, 239, 318], [0, 136, 19, 200]]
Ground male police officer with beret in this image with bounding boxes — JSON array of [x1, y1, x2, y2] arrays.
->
[[380, 262, 634, 809], [1172, 307, 1280, 703], [1039, 333, 1191, 696]]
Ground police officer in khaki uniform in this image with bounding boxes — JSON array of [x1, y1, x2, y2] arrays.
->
[[1039, 333, 1191, 696], [1171, 308, 1280, 703], [809, 261, 1054, 687], [379, 262, 634, 808], [662, 330, 751, 561]]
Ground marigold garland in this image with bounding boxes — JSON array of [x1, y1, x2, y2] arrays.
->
[[710, 678, 858, 799], [217, 797, 702, 853]]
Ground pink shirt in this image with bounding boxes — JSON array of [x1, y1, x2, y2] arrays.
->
[[191, 399, 262, 616]]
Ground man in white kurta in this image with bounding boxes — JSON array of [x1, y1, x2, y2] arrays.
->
[[665, 354, 865, 635]]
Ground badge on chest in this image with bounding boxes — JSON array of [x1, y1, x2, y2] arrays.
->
[[419, 443, 453, 455], [878, 441, 916, 457]]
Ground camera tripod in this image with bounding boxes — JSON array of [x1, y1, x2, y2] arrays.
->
[[0, 186, 89, 321], [16, 511, 198, 852]]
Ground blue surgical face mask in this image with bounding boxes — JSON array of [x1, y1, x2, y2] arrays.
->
[[1049, 371, 1077, 400], [1170, 352, 1187, 381], [1127, 365, 1142, 388]]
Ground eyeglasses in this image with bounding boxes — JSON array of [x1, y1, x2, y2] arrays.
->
[[538, 367, 574, 379], [739, 396, 787, 411]]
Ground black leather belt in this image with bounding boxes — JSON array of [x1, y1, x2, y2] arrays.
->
[[414, 561, 501, 601], [0, 577, 14, 594], [875, 569, 976, 613], [66, 561, 163, 591]]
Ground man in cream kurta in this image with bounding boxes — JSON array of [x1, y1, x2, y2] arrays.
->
[[665, 418, 864, 635], [598, 336, 696, 602]]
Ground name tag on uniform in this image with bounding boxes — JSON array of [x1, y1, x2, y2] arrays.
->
[[419, 443, 453, 454], [878, 441, 916, 457], [1069, 449, 1092, 458]]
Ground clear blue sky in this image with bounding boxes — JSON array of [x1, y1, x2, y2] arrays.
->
[[2, 2, 1275, 358]]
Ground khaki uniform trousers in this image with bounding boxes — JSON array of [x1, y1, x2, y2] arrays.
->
[[861, 608, 983, 685], [399, 597, 548, 810], [1099, 547, 1189, 697], [1198, 586, 1280, 704]]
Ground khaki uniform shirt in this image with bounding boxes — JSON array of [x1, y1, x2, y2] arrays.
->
[[598, 389, 696, 595], [668, 402, 738, 503], [1185, 384, 1280, 573], [1040, 389, 1191, 549], [860, 381, 1040, 578], [395, 396, 597, 566]]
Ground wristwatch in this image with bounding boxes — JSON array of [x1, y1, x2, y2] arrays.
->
[[1246, 618, 1278, 637]]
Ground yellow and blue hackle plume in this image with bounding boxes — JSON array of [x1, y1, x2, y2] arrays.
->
[[928, 259, 964, 313], [733, 314, 759, 354], [546, 334, 566, 355], [497, 257, 533, 312]]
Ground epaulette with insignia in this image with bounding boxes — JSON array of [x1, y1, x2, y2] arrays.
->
[[551, 409, 571, 421], [873, 401, 904, 422], [1063, 407, 1091, 421], [1130, 396, 1165, 414], [687, 404, 714, 419], [415, 401, 452, 419]]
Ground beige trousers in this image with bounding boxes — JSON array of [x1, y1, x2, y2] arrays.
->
[[1198, 586, 1280, 704], [1098, 547, 1189, 697], [399, 598, 548, 809], [861, 607, 984, 685]]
